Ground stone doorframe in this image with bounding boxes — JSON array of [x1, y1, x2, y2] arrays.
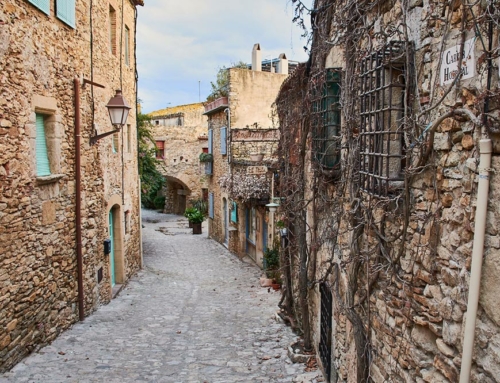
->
[[106, 195, 125, 290]]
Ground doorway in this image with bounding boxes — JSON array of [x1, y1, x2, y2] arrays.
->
[[108, 211, 116, 286]]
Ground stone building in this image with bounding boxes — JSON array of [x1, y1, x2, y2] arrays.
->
[[205, 45, 293, 267], [0, 0, 143, 371], [276, 1, 500, 382], [149, 103, 208, 214]]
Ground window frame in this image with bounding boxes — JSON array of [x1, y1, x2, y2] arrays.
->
[[311, 68, 342, 169], [359, 41, 409, 198], [155, 140, 165, 159]]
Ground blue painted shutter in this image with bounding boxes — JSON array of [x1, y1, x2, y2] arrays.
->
[[220, 127, 227, 155], [56, 0, 76, 28], [231, 201, 237, 223], [208, 193, 214, 219], [35, 114, 51, 176], [206, 129, 213, 175], [27, 0, 50, 15]]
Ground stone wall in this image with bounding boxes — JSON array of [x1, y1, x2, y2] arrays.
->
[[149, 103, 208, 213], [0, 0, 142, 371], [207, 67, 287, 263], [278, 1, 500, 382]]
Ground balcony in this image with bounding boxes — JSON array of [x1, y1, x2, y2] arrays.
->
[[203, 97, 229, 115]]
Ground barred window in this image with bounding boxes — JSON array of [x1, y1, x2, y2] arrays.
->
[[312, 68, 341, 169], [359, 42, 409, 198]]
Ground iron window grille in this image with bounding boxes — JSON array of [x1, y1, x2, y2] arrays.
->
[[311, 68, 342, 169], [359, 41, 409, 198]]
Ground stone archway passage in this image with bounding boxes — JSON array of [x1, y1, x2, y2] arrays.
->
[[164, 176, 191, 215]]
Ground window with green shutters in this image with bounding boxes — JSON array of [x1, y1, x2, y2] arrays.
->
[[56, 0, 76, 28], [27, 0, 50, 15], [36, 114, 51, 177], [312, 68, 342, 169]]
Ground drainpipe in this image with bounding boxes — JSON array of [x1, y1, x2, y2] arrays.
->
[[224, 107, 231, 165], [74, 77, 85, 321], [459, 138, 492, 382]]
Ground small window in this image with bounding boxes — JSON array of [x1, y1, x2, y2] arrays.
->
[[359, 41, 408, 198], [155, 141, 164, 159], [56, 0, 76, 28], [125, 26, 130, 66], [27, 0, 50, 15], [112, 132, 119, 153], [35, 114, 51, 176], [109, 5, 116, 55], [208, 193, 214, 219], [220, 127, 227, 155], [155, 120, 160, 126]]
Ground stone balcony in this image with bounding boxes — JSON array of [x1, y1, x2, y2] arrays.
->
[[203, 97, 229, 115]]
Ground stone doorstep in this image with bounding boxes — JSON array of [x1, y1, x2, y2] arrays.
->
[[112, 284, 123, 299]]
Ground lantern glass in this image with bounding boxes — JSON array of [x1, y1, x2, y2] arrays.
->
[[106, 90, 131, 127]]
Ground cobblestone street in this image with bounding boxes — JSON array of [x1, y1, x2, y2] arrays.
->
[[1, 210, 318, 383]]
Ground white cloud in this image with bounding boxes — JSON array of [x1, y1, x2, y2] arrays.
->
[[137, 0, 311, 113]]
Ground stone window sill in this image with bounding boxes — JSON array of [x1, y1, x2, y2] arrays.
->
[[36, 174, 65, 185]]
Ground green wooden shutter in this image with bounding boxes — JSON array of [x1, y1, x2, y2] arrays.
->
[[231, 202, 237, 223], [208, 193, 214, 219], [27, 0, 50, 15], [220, 127, 227, 155], [56, 0, 76, 28], [35, 114, 51, 176]]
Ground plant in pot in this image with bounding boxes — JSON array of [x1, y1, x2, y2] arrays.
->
[[199, 153, 213, 163], [184, 207, 197, 228], [263, 247, 281, 289], [189, 209, 205, 235]]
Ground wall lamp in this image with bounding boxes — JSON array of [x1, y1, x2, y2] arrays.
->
[[90, 90, 131, 146]]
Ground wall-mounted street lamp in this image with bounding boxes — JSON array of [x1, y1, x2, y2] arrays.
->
[[90, 90, 131, 145], [265, 202, 279, 213]]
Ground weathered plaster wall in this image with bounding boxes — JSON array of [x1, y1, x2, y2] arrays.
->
[[0, 0, 141, 371]]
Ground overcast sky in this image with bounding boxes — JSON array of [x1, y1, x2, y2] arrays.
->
[[136, 1, 311, 114]]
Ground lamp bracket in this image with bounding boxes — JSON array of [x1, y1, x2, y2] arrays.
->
[[82, 77, 105, 89], [89, 128, 120, 146]]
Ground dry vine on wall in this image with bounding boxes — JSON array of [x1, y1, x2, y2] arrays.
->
[[277, 0, 499, 381]]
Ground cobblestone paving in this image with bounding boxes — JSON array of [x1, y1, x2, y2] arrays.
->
[[1, 210, 314, 383]]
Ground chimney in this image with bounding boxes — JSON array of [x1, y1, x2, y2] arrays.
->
[[252, 43, 261, 71], [277, 53, 288, 75]]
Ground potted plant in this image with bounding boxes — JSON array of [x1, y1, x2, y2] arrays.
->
[[264, 247, 280, 288], [189, 209, 205, 234], [184, 207, 197, 228], [199, 153, 213, 163]]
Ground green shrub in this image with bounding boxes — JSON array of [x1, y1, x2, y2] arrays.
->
[[153, 195, 166, 210]]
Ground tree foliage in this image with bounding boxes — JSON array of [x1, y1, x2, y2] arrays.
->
[[206, 61, 248, 102], [137, 113, 165, 209]]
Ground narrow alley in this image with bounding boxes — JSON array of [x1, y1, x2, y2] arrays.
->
[[0, 210, 314, 383]]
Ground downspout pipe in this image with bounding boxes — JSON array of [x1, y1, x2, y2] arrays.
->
[[459, 138, 492, 382], [74, 77, 85, 321]]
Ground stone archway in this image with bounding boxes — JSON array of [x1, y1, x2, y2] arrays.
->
[[164, 176, 191, 215]]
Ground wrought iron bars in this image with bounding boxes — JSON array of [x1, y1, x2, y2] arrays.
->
[[359, 41, 408, 198]]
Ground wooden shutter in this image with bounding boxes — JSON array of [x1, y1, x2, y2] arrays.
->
[[220, 127, 227, 155], [231, 201, 237, 223], [27, 0, 50, 15], [56, 0, 76, 28], [35, 114, 51, 176], [208, 193, 214, 219]]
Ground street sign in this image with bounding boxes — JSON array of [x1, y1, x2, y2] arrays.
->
[[247, 166, 268, 175]]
